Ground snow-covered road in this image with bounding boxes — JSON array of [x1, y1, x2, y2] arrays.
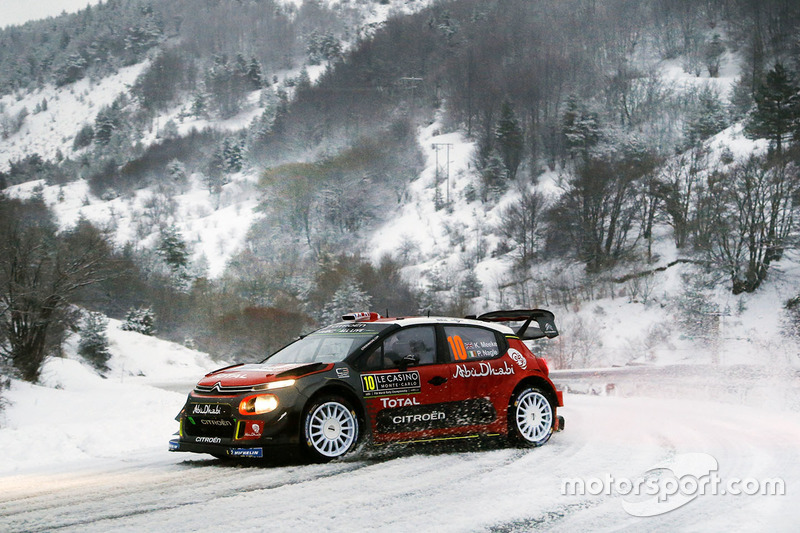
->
[[2, 384, 798, 532]]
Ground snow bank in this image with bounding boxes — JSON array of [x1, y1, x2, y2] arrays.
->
[[0, 322, 223, 475]]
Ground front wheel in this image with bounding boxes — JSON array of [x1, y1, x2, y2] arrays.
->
[[509, 388, 554, 447], [301, 396, 360, 462]]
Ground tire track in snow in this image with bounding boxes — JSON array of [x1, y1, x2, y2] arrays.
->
[[0, 458, 376, 532], [3, 384, 798, 532]]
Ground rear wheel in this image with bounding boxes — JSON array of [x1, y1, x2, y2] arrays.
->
[[509, 388, 554, 446], [301, 396, 360, 462]]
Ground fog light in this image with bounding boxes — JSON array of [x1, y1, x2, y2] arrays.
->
[[239, 394, 279, 415]]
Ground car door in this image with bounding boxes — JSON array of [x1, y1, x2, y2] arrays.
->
[[440, 324, 511, 429], [356, 325, 458, 440]]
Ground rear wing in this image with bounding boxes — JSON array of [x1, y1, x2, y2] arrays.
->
[[468, 309, 558, 340]]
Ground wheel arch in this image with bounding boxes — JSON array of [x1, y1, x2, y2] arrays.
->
[[304, 383, 366, 427], [509, 376, 559, 410]]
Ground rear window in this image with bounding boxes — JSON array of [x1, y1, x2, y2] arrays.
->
[[444, 326, 501, 362]]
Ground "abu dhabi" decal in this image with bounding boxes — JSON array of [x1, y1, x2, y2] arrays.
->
[[452, 361, 515, 378]]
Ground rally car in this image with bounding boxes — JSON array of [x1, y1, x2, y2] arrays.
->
[[169, 309, 564, 462]]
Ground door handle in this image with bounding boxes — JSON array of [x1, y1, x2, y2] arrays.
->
[[428, 376, 447, 386]]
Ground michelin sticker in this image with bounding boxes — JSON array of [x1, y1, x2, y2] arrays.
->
[[229, 448, 264, 458]]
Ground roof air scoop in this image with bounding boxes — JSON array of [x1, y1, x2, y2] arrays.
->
[[341, 312, 382, 322]]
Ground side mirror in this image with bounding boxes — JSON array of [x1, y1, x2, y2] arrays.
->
[[397, 353, 419, 371]]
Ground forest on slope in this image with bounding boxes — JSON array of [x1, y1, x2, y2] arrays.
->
[[2, 0, 800, 384]]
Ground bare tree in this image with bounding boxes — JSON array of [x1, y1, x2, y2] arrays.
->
[[657, 146, 709, 249], [261, 163, 321, 249], [0, 198, 113, 382], [707, 154, 799, 294], [496, 187, 545, 269], [555, 141, 658, 272]]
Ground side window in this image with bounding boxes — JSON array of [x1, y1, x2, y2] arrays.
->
[[444, 326, 501, 362], [359, 326, 437, 370]]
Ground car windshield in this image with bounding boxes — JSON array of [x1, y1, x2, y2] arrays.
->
[[264, 322, 393, 364]]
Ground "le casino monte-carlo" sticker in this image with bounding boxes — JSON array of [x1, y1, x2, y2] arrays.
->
[[361, 371, 421, 397]]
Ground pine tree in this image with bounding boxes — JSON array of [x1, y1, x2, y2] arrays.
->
[[458, 269, 483, 299], [685, 87, 728, 146], [307, 31, 323, 65], [480, 152, 506, 202], [166, 159, 186, 182], [434, 184, 445, 211], [562, 95, 601, 161], [221, 137, 243, 173], [157, 225, 190, 275], [271, 89, 289, 136], [121, 307, 156, 336], [729, 76, 754, 122], [247, 57, 264, 89], [495, 100, 524, 181], [318, 34, 342, 62], [321, 282, 372, 324], [78, 311, 111, 374], [190, 92, 207, 118], [745, 63, 800, 155], [235, 54, 248, 78], [94, 105, 121, 146], [73, 124, 94, 150], [55, 53, 88, 86], [704, 34, 725, 77], [205, 56, 250, 118], [296, 68, 311, 92]]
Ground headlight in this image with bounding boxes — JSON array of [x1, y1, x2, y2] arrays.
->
[[239, 394, 279, 415], [253, 379, 296, 391]]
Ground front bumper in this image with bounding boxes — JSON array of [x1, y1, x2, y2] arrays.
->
[[171, 388, 306, 457], [169, 438, 267, 458]]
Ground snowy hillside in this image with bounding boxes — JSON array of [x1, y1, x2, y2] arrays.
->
[[0, 321, 222, 474], [4, 43, 800, 367], [0, 62, 148, 170], [3, 0, 800, 373], [1, 0, 436, 277]]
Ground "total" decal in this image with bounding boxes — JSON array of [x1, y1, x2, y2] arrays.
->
[[379, 396, 420, 408]]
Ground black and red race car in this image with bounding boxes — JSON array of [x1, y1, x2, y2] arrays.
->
[[169, 310, 564, 461]]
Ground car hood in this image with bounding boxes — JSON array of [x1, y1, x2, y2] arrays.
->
[[197, 362, 329, 388]]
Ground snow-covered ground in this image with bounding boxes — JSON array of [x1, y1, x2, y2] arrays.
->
[[1, 359, 798, 531], [0, 320, 221, 474]]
